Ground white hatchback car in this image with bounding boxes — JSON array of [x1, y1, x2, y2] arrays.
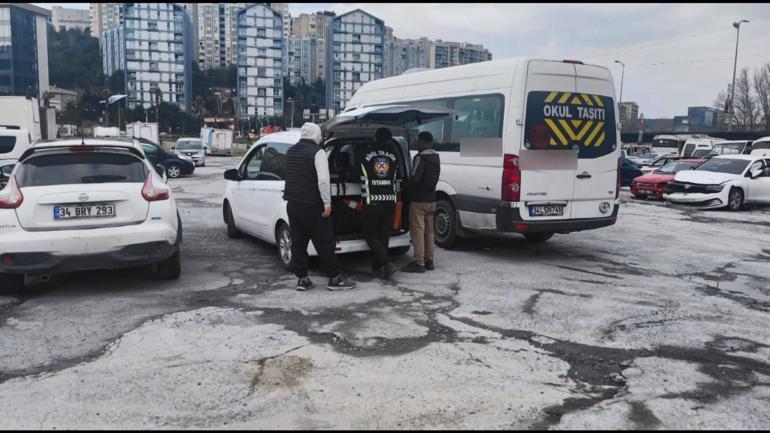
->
[[221, 105, 456, 268], [664, 155, 770, 210], [0, 138, 182, 291]]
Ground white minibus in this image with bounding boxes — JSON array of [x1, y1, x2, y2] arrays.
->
[[345, 57, 621, 247]]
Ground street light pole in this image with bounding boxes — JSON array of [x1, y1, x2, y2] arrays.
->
[[728, 19, 749, 132], [614, 60, 625, 103]]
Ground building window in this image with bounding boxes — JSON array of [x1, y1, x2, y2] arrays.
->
[[258, 67, 267, 77], [258, 88, 266, 97]]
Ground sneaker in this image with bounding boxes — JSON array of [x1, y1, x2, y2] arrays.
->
[[401, 261, 426, 273], [380, 263, 397, 280], [327, 275, 356, 291], [296, 277, 313, 291], [425, 260, 435, 271]]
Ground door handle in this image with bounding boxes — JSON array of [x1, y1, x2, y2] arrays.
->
[[576, 172, 592, 179], [477, 186, 491, 191]]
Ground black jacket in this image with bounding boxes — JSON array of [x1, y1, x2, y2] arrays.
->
[[409, 149, 440, 203], [360, 141, 399, 204], [283, 139, 322, 207]]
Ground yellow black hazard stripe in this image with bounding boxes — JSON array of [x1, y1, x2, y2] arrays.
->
[[542, 92, 606, 148]]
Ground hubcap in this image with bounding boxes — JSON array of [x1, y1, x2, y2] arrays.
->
[[435, 209, 451, 240], [730, 192, 741, 209], [168, 166, 181, 178], [279, 229, 292, 264]]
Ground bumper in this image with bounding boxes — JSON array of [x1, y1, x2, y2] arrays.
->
[[664, 192, 725, 209], [307, 233, 411, 256], [181, 163, 196, 175], [495, 205, 619, 234], [631, 185, 666, 199], [0, 241, 177, 275]]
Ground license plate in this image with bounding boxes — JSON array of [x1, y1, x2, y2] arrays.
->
[[54, 203, 116, 220], [529, 205, 564, 217], [640, 189, 653, 195]]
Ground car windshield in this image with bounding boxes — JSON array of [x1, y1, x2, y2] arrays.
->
[[694, 158, 750, 175], [176, 140, 202, 150], [16, 152, 148, 187], [655, 161, 700, 174]]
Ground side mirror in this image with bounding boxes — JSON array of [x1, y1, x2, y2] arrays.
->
[[155, 164, 166, 176], [224, 168, 241, 181], [171, 146, 176, 151], [0, 164, 13, 176], [750, 169, 762, 179]]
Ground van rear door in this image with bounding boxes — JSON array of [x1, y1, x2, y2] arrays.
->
[[571, 64, 620, 219], [520, 60, 579, 222]]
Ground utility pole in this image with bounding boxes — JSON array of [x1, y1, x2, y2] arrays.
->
[[728, 19, 749, 132], [614, 60, 625, 103]]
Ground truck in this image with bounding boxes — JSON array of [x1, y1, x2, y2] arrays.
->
[[0, 96, 42, 141], [200, 127, 233, 156], [126, 121, 160, 145]]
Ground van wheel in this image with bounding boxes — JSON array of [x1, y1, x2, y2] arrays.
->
[[0, 273, 25, 293], [391, 246, 411, 256], [224, 203, 242, 238], [728, 188, 744, 211], [156, 249, 181, 280], [524, 233, 554, 243], [276, 223, 292, 271], [434, 199, 459, 249]]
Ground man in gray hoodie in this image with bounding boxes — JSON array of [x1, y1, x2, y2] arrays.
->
[[283, 123, 356, 291]]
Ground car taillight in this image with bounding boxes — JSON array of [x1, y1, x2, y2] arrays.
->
[[142, 172, 170, 201], [502, 154, 521, 202], [615, 158, 621, 199], [0, 176, 23, 209]]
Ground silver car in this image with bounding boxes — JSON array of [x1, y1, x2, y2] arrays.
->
[[173, 138, 206, 167]]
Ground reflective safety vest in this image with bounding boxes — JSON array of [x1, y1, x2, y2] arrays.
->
[[360, 143, 398, 204]]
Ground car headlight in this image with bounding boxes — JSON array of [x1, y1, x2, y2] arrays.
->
[[704, 184, 724, 192], [180, 154, 193, 162]]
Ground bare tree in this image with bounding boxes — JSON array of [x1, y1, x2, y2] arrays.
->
[[753, 62, 770, 131], [731, 67, 759, 131]]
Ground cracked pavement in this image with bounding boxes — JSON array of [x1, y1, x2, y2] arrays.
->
[[0, 157, 769, 429]]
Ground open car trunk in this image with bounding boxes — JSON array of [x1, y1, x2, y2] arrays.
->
[[322, 105, 457, 241]]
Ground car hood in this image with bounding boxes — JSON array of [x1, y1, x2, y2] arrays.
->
[[674, 170, 738, 184], [634, 172, 674, 184], [323, 105, 458, 138]]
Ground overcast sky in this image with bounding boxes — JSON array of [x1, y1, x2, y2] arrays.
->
[[35, 3, 770, 118]]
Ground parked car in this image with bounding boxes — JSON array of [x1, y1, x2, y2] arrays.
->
[[0, 138, 182, 291], [681, 136, 719, 157], [640, 153, 681, 174], [173, 137, 206, 167], [664, 155, 770, 210], [629, 152, 659, 166], [749, 137, 770, 157], [620, 156, 643, 187], [631, 158, 704, 199], [134, 137, 195, 179], [704, 140, 752, 159], [222, 105, 456, 268]]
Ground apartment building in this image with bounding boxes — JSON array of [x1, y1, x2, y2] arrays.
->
[[0, 3, 50, 99], [51, 6, 90, 32]]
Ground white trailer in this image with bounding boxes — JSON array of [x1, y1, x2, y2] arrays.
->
[[126, 121, 160, 145], [200, 127, 233, 156], [0, 96, 41, 141]]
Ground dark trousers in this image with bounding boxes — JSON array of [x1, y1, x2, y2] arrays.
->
[[363, 202, 395, 268], [287, 201, 340, 279]]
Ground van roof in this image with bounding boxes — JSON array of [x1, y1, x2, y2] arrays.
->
[[347, 57, 611, 109]]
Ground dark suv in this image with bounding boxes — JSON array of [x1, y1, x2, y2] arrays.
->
[[134, 137, 195, 179]]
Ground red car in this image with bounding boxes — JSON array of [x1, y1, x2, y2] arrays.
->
[[631, 159, 704, 199]]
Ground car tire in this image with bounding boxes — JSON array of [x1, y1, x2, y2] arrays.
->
[[166, 163, 182, 179], [524, 232, 554, 243], [156, 248, 181, 280], [276, 222, 292, 271], [224, 202, 242, 239], [434, 198, 459, 250], [728, 187, 744, 211], [390, 246, 411, 256], [0, 273, 24, 293]]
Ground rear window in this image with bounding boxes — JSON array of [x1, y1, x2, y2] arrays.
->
[[0, 136, 16, 154], [16, 152, 148, 187], [524, 91, 617, 158]]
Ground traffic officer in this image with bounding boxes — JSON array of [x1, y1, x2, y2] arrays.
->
[[283, 122, 356, 291], [360, 127, 399, 280]]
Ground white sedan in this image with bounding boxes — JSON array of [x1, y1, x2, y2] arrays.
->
[[222, 105, 456, 269], [664, 155, 770, 210], [0, 138, 182, 291]]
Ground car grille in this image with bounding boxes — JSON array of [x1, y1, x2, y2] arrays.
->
[[667, 181, 721, 194], [634, 182, 658, 188]]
